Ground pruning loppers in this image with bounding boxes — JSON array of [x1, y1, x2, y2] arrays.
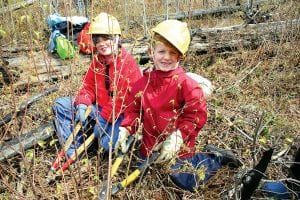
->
[[98, 146, 159, 200], [46, 106, 94, 184], [98, 135, 135, 200]]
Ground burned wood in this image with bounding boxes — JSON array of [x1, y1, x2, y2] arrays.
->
[[0, 0, 34, 15], [0, 86, 58, 127], [222, 148, 274, 199], [0, 67, 13, 86], [287, 148, 300, 193], [0, 123, 54, 162]]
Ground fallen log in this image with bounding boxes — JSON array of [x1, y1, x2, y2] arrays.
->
[[124, 18, 300, 57], [1, 45, 42, 54], [4, 18, 297, 58], [191, 18, 300, 35], [1, 51, 91, 91], [0, 86, 58, 127], [11, 68, 70, 92], [191, 18, 300, 53], [6, 18, 298, 59], [146, 5, 241, 22], [0, 0, 35, 15], [0, 123, 54, 162], [2, 19, 298, 89], [130, 0, 270, 24]]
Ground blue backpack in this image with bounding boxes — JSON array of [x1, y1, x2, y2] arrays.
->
[[47, 13, 88, 55]]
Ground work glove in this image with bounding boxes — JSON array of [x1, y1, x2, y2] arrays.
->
[[155, 130, 183, 163], [75, 104, 88, 124], [114, 127, 130, 154]]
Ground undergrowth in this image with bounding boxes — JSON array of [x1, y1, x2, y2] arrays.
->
[[0, 0, 299, 199]]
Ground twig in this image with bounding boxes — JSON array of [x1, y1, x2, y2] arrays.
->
[[221, 61, 262, 93], [222, 114, 254, 142], [234, 61, 262, 87], [141, 0, 149, 37], [16, 161, 25, 194], [155, 173, 176, 200], [0, 86, 58, 128], [251, 111, 264, 165]]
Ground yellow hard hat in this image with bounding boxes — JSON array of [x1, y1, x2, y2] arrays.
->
[[89, 13, 121, 35], [151, 20, 190, 55]]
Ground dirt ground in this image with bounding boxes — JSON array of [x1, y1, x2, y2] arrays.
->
[[0, 0, 299, 199]]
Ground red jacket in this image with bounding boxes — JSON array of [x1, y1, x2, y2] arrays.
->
[[74, 47, 142, 122], [121, 67, 207, 158], [77, 22, 96, 54]]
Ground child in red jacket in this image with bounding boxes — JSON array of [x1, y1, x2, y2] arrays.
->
[[115, 19, 241, 192], [52, 13, 142, 165]]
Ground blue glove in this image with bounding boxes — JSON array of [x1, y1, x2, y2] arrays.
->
[[75, 104, 88, 124]]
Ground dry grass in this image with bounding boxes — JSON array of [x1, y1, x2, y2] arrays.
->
[[0, 0, 299, 199]]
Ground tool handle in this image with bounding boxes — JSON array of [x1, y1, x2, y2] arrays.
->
[[111, 157, 123, 176], [70, 133, 95, 161], [111, 152, 160, 195], [63, 105, 92, 152], [120, 169, 141, 188], [51, 150, 65, 170], [50, 132, 96, 176], [111, 135, 135, 176]]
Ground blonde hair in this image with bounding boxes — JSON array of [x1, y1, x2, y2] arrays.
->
[[150, 33, 181, 54]]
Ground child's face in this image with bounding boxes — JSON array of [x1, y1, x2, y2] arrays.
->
[[152, 42, 181, 72], [93, 35, 119, 56]]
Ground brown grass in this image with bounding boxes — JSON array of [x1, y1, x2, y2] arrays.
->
[[0, 0, 299, 199]]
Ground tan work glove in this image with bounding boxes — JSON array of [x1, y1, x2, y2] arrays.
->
[[155, 130, 183, 163], [114, 127, 130, 154]]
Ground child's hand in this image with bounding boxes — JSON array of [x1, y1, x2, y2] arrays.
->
[[156, 130, 183, 163]]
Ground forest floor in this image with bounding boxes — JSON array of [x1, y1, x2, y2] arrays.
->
[[0, 0, 299, 199]]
